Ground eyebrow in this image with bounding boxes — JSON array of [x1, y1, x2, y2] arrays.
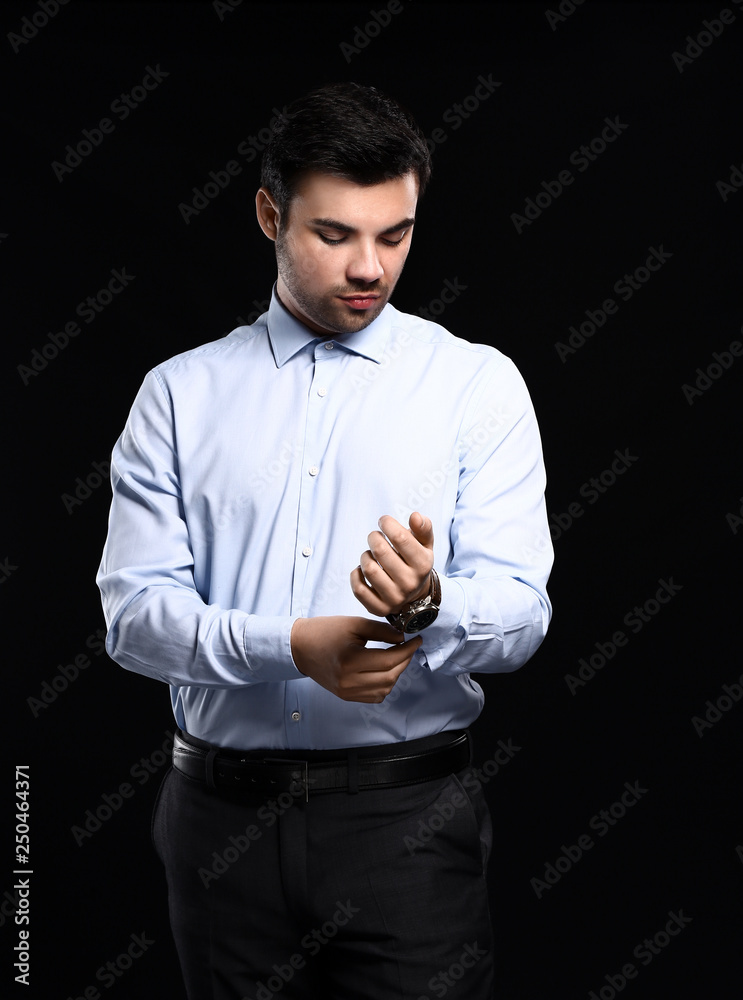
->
[[308, 217, 416, 236]]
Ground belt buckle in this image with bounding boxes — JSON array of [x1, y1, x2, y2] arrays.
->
[[264, 758, 310, 802]]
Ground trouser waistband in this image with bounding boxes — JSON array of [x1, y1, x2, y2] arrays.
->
[[172, 728, 472, 797]]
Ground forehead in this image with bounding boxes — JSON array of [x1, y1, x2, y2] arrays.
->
[[288, 171, 418, 228]]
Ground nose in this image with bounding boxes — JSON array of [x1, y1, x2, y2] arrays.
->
[[346, 239, 384, 284]]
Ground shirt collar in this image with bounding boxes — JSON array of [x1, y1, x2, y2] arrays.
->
[[266, 283, 392, 367]]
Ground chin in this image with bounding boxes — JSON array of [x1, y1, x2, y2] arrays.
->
[[313, 303, 385, 336]]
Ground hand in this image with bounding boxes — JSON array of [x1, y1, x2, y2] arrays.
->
[[290, 616, 422, 703], [350, 512, 435, 617]]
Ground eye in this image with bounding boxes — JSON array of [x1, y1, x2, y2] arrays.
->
[[317, 233, 346, 246], [316, 229, 409, 247]]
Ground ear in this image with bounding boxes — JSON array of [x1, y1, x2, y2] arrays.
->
[[256, 187, 281, 241]]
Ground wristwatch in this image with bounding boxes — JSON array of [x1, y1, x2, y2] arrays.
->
[[386, 569, 441, 633]]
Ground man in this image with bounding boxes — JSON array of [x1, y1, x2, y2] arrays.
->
[[97, 82, 552, 1000]]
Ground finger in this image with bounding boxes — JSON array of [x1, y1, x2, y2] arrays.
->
[[366, 533, 410, 578], [347, 616, 413, 645], [352, 636, 422, 674], [350, 566, 392, 616], [334, 641, 419, 702], [408, 511, 435, 549], [361, 531, 433, 607], [339, 666, 415, 703], [364, 532, 425, 597], [347, 666, 412, 703], [377, 515, 434, 567], [358, 550, 413, 608]]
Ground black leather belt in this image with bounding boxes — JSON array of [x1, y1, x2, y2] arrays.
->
[[172, 729, 471, 797]]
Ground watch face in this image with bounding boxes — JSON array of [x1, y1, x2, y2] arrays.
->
[[406, 607, 439, 632]]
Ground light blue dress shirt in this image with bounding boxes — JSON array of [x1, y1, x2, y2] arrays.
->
[[97, 288, 553, 749]]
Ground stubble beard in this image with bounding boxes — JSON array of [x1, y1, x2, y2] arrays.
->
[[275, 231, 391, 336]]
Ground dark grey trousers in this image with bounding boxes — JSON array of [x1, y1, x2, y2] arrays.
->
[[152, 760, 495, 999]]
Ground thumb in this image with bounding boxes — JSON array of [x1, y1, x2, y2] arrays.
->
[[350, 617, 412, 645], [409, 511, 434, 549]]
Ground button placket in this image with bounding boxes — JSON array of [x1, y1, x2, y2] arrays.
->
[[292, 339, 339, 635]]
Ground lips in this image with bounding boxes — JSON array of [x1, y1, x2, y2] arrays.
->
[[339, 294, 380, 310]]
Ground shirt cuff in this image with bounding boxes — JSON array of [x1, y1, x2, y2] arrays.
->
[[243, 615, 306, 682], [415, 573, 467, 671]]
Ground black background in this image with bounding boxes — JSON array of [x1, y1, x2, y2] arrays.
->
[[3, 1, 742, 997]]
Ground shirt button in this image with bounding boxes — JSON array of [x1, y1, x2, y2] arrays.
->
[[302, 546, 312, 557], [324, 342, 334, 350], [291, 711, 301, 721], [308, 465, 319, 477], [317, 386, 327, 397]]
